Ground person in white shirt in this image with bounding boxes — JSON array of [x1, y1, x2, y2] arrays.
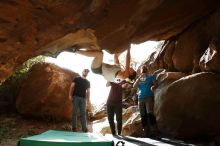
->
[[72, 46, 136, 82]]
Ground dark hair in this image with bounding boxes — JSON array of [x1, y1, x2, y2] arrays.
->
[[141, 65, 148, 73], [83, 69, 89, 73], [128, 71, 137, 81]]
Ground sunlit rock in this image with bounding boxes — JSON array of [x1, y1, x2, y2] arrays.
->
[[92, 103, 107, 121], [16, 63, 76, 120], [122, 111, 143, 136], [200, 36, 220, 73], [122, 106, 138, 122], [98, 109, 144, 136], [95, 105, 143, 136], [93, 117, 110, 134]]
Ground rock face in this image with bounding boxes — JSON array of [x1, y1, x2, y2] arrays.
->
[[147, 7, 220, 74], [154, 72, 220, 139], [0, 0, 220, 82], [16, 63, 75, 120], [94, 105, 144, 136], [200, 36, 220, 73], [1, 0, 220, 142]]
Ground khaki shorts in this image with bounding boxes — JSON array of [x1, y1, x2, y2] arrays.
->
[[91, 65, 102, 75]]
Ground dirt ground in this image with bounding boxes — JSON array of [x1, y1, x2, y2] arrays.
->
[[1, 114, 218, 146], [0, 114, 71, 146]]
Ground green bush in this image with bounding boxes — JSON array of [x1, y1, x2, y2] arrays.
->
[[0, 56, 45, 111]]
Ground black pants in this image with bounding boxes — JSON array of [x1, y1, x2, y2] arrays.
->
[[107, 105, 122, 135]]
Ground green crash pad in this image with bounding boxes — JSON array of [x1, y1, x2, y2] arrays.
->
[[18, 130, 114, 146]]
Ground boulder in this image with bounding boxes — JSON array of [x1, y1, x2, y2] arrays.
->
[[16, 63, 76, 120], [122, 111, 143, 136], [155, 72, 220, 138]]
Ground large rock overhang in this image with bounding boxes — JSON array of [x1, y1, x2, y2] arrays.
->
[[0, 0, 219, 81]]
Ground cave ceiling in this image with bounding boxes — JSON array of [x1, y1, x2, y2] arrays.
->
[[0, 0, 219, 81]]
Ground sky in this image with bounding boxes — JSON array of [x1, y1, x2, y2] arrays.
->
[[45, 41, 159, 108]]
